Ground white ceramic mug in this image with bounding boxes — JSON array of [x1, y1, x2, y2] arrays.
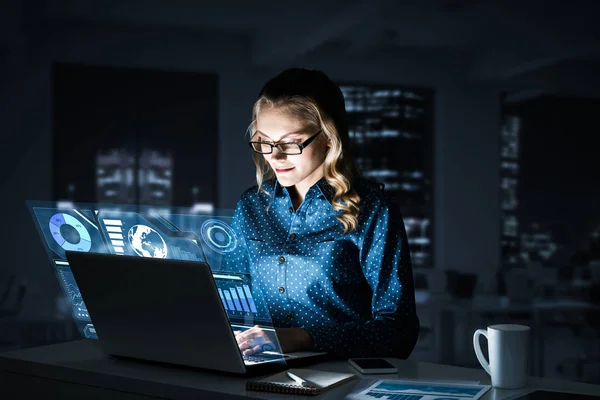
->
[[473, 324, 530, 389]]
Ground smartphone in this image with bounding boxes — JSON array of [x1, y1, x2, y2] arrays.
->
[[348, 358, 398, 374]]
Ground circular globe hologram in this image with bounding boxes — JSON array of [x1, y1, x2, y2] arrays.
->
[[127, 224, 168, 258]]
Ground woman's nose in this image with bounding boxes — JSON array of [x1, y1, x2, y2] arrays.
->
[[271, 147, 287, 160]]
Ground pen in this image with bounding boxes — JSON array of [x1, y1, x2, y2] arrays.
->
[[286, 371, 320, 388]]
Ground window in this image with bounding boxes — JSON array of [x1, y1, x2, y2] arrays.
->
[[53, 63, 218, 209], [340, 84, 434, 267], [500, 94, 600, 266]]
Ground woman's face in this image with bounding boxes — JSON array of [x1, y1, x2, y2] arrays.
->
[[255, 106, 329, 191]]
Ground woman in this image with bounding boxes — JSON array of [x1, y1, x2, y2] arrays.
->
[[223, 68, 419, 359]]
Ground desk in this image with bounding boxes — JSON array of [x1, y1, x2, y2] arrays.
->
[[1, 340, 599, 399]]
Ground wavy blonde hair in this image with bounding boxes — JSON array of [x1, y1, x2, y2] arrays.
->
[[248, 90, 362, 234]]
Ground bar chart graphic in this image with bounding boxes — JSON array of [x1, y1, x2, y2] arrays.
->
[[214, 274, 258, 316], [102, 218, 126, 254], [170, 245, 202, 261]]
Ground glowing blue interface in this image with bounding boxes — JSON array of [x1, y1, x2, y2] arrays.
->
[[166, 214, 240, 271], [27, 201, 266, 342], [55, 261, 90, 322], [213, 272, 272, 325], [213, 272, 283, 361], [37, 208, 106, 259]]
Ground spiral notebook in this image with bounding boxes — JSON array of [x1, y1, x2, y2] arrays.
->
[[246, 368, 356, 396]]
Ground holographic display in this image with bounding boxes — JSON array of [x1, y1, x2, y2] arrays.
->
[[83, 323, 98, 339], [201, 219, 237, 254], [167, 214, 238, 270], [213, 272, 272, 324], [55, 261, 90, 322], [28, 201, 269, 354], [129, 224, 168, 258], [50, 213, 92, 252], [33, 207, 107, 259], [96, 210, 206, 261], [213, 271, 284, 362]]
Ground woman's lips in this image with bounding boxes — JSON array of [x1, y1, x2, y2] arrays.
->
[[275, 167, 295, 173]]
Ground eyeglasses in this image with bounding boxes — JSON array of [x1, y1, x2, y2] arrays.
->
[[248, 130, 322, 155]]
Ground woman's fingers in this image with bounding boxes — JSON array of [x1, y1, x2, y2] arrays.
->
[[235, 325, 274, 354], [245, 326, 261, 335], [239, 340, 250, 351], [236, 326, 264, 342], [239, 336, 254, 350], [243, 335, 265, 347], [243, 344, 262, 356]]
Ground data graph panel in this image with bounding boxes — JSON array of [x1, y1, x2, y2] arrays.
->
[[213, 273, 266, 323], [55, 262, 90, 322], [32, 207, 107, 259]]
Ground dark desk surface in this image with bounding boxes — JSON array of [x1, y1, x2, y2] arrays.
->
[[1, 339, 599, 399]]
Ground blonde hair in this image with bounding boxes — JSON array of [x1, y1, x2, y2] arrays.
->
[[248, 95, 361, 234]]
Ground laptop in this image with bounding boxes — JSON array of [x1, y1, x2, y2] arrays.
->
[[64, 251, 327, 375]]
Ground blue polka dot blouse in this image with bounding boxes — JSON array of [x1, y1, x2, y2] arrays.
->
[[222, 177, 419, 359]]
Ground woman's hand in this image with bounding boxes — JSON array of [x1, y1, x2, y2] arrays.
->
[[234, 325, 315, 355], [234, 325, 278, 356]]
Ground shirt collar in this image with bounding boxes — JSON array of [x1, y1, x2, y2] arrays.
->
[[315, 178, 336, 202], [269, 177, 336, 203]]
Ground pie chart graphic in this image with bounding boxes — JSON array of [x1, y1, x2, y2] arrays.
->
[[49, 213, 92, 252], [200, 219, 237, 254]]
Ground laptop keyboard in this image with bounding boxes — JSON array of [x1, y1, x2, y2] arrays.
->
[[243, 351, 289, 364]]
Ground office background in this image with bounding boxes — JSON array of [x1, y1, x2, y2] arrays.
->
[[1, 0, 599, 384]]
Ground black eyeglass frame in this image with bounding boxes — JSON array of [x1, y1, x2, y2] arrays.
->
[[248, 130, 322, 155]]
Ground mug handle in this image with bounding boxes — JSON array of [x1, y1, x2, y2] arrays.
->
[[473, 329, 491, 375]]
